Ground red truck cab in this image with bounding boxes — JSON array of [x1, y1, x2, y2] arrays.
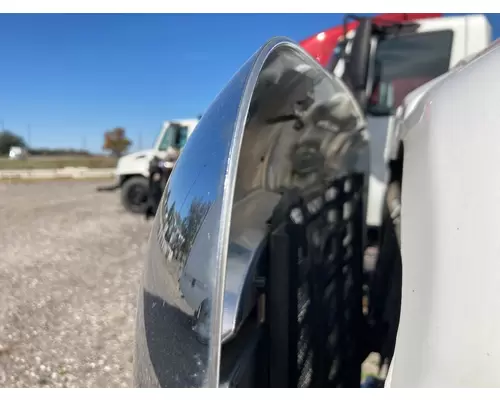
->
[[299, 13, 443, 67]]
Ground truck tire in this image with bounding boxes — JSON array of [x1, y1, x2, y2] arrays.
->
[[121, 176, 149, 214]]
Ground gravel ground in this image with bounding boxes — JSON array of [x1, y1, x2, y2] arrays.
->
[[0, 180, 152, 388], [0, 179, 381, 388]]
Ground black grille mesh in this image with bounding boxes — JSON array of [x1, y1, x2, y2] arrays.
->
[[268, 173, 365, 388]]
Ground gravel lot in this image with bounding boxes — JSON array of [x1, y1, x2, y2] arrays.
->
[[0, 180, 152, 388], [0, 179, 381, 388]]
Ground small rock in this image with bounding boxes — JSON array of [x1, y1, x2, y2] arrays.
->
[[38, 377, 49, 385]]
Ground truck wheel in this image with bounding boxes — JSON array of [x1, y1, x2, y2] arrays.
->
[[121, 176, 149, 214]]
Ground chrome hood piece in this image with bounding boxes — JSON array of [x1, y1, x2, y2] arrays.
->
[[134, 37, 369, 388]]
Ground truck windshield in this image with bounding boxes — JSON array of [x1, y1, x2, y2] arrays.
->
[[158, 124, 189, 151], [367, 29, 454, 116]]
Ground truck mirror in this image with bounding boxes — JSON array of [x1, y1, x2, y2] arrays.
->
[[345, 18, 373, 109], [134, 37, 369, 388]]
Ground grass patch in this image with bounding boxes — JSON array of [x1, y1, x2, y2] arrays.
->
[[0, 156, 117, 170]]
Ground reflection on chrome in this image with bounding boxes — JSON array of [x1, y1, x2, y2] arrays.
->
[[134, 46, 254, 387], [134, 37, 369, 388]]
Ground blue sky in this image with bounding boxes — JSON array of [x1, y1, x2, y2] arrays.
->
[[1, 13, 500, 153]]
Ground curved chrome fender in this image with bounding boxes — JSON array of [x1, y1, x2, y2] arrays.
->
[[134, 37, 369, 387]]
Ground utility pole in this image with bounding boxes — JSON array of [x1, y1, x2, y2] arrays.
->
[[27, 124, 31, 148], [138, 132, 143, 151], [82, 136, 87, 151]]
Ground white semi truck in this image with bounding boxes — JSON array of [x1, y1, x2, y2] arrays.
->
[[98, 119, 198, 214], [332, 14, 492, 237], [329, 13, 494, 382], [327, 13, 494, 379]]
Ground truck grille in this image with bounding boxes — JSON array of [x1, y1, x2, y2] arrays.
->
[[267, 173, 365, 388]]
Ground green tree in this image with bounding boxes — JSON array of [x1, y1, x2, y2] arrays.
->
[[102, 127, 132, 157], [0, 131, 26, 155]]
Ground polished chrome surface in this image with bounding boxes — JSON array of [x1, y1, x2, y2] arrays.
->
[[134, 49, 257, 388], [220, 39, 368, 350], [134, 36, 369, 388]]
